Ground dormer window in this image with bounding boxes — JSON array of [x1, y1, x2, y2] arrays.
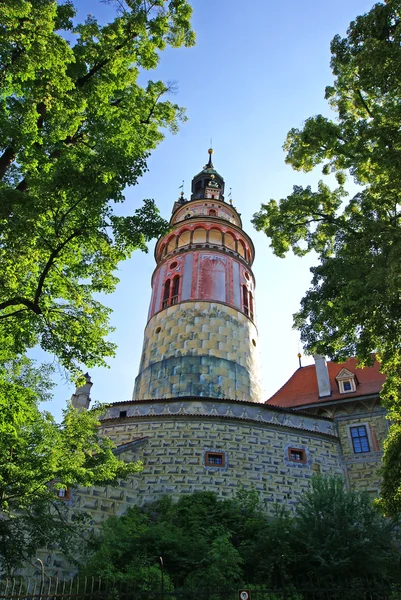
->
[[335, 368, 357, 394]]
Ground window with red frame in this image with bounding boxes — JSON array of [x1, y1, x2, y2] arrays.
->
[[242, 285, 254, 321], [162, 279, 170, 309], [162, 276, 180, 309]]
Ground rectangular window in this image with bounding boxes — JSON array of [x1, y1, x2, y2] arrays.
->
[[288, 448, 306, 463], [350, 425, 370, 453], [343, 380, 352, 391], [119, 410, 127, 418], [205, 452, 225, 467], [56, 487, 71, 501]]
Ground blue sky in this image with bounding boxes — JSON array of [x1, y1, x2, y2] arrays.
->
[[40, 0, 376, 419]]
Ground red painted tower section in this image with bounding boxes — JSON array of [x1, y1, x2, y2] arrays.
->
[[133, 150, 263, 402]]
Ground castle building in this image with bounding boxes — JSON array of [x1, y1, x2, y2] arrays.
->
[[53, 151, 388, 576]]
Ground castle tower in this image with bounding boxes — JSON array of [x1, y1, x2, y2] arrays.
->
[[133, 150, 263, 402]]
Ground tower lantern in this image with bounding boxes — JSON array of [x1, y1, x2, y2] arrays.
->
[[133, 151, 263, 402]]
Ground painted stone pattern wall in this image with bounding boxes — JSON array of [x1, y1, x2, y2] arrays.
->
[[39, 401, 343, 576], [133, 302, 262, 401], [335, 404, 388, 495], [75, 406, 342, 522], [304, 399, 388, 496]]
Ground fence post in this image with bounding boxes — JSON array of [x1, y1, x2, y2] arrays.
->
[[35, 559, 45, 600], [279, 555, 286, 600], [159, 556, 164, 600]]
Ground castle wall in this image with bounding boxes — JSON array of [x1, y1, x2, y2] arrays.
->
[[38, 401, 344, 577], [133, 302, 262, 401], [72, 408, 343, 526], [303, 399, 388, 497], [335, 405, 388, 495]]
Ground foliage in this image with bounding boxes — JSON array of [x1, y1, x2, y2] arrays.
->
[[0, 0, 194, 374], [293, 476, 397, 582], [80, 482, 399, 590], [0, 356, 142, 571], [252, 0, 401, 514]]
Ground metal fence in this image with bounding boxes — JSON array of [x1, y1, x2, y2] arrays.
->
[[0, 578, 399, 600]]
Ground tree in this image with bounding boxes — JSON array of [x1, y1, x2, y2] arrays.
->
[[252, 0, 401, 514], [292, 476, 397, 584], [0, 357, 142, 571], [80, 484, 399, 590], [0, 0, 194, 374], [80, 491, 261, 589]]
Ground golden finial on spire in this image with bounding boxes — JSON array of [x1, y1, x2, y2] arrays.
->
[[206, 147, 214, 169]]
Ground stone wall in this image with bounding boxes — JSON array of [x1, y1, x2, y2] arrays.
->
[[73, 403, 343, 523], [336, 404, 388, 495], [304, 398, 388, 496], [134, 302, 263, 402], [38, 401, 343, 577]]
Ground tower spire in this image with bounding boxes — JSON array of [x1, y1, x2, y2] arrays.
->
[[206, 147, 214, 169]]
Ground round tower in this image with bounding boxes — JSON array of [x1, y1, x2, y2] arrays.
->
[[133, 150, 263, 402]]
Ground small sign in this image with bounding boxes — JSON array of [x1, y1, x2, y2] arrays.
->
[[238, 590, 251, 600]]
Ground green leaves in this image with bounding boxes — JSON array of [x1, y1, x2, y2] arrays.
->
[[80, 483, 399, 589], [253, 182, 346, 259], [0, 0, 193, 568], [0, 357, 142, 570], [253, 0, 401, 515], [0, 0, 194, 374]]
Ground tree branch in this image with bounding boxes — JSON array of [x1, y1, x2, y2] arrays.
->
[[54, 189, 95, 236], [0, 146, 16, 179], [357, 89, 373, 118], [34, 228, 84, 306], [0, 229, 84, 319], [0, 296, 41, 314], [0, 308, 29, 320], [140, 88, 168, 125]]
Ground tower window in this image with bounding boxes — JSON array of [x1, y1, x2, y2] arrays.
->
[[249, 293, 254, 321], [350, 426, 370, 453], [242, 285, 249, 316], [162, 279, 170, 309], [171, 275, 180, 305], [161, 276, 180, 309], [242, 285, 254, 321], [209, 209, 217, 216]]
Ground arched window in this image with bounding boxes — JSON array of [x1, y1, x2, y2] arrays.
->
[[249, 293, 254, 321], [225, 232, 236, 251], [161, 276, 180, 309], [193, 228, 207, 244], [242, 285, 249, 317], [238, 240, 246, 259], [177, 230, 191, 248], [242, 286, 254, 321], [209, 228, 222, 246], [209, 209, 217, 216], [171, 275, 180, 305], [166, 236, 177, 255], [162, 279, 170, 309]]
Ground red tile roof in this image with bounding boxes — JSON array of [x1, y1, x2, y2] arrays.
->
[[266, 357, 386, 409]]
